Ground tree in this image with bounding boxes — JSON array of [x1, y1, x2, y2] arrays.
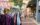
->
[[11, 0, 23, 8]]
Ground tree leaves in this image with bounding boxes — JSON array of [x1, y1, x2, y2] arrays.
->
[[13, 0, 23, 8]]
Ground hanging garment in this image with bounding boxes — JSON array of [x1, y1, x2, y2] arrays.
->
[[10, 12, 16, 25], [0, 14, 12, 25], [5, 13, 15, 25], [0, 14, 6, 25], [17, 12, 20, 25], [13, 14, 17, 25], [8, 12, 15, 17], [4, 14, 11, 25], [11, 18, 14, 25]]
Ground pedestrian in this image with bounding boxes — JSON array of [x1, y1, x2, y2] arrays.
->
[[20, 5, 37, 25]]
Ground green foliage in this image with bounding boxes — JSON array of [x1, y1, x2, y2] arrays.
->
[[12, 0, 23, 8], [29, 0, 37, 4]]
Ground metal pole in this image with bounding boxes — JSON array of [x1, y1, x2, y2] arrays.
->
[[36, 0, 38, 22]]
